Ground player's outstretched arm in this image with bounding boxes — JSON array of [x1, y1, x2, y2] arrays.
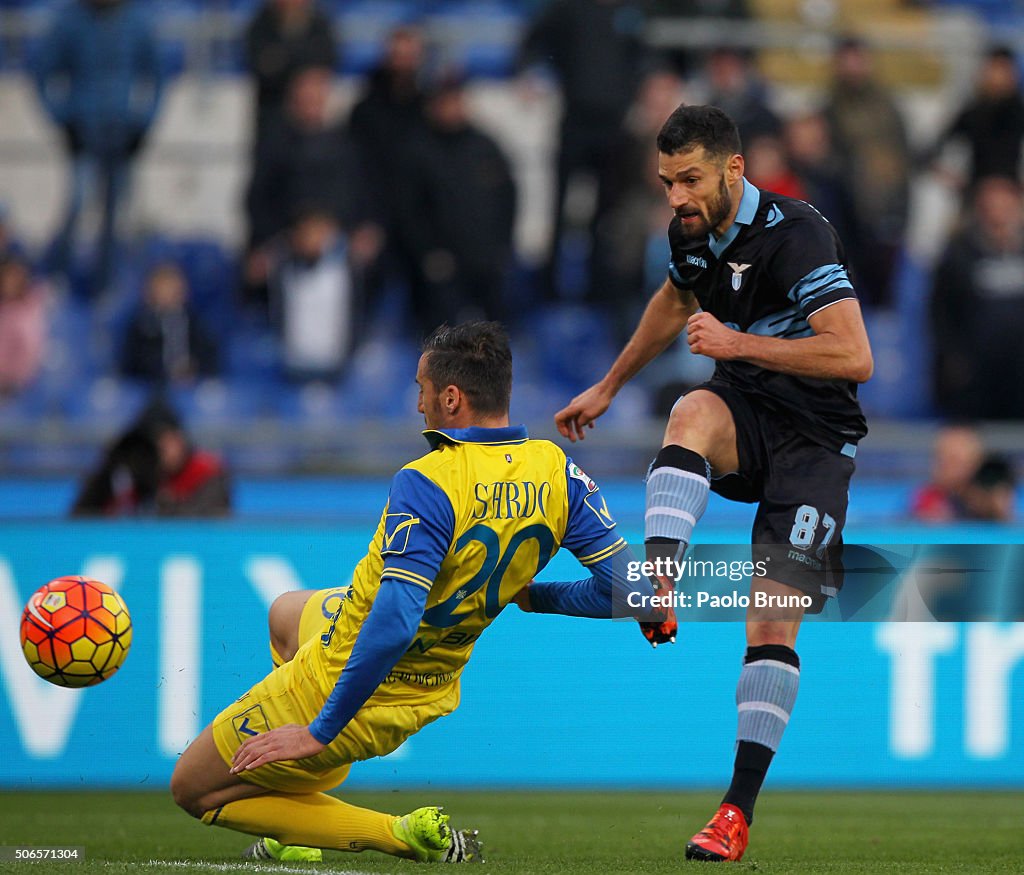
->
[[555, 279, 698, 442], [520, 547, 657, 621], [688, 298, 873, 383]]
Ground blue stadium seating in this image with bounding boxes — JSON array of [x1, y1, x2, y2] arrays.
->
[[61, 376, 150, 426], [428, 0, 523, 77], [532, 303, 617, 395], [168, 378, 270, 426]]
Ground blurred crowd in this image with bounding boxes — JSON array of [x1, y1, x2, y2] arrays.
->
[[1, 0, 1023, 461]]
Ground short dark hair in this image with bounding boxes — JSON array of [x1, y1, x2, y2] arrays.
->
[[973, 454, 1016, 490], [656, 104, 742, 161], [422, 321, 512, 416], [987, 45, 1016, 63]]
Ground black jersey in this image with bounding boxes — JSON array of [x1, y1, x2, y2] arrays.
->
[[667, 179, 868, 452]]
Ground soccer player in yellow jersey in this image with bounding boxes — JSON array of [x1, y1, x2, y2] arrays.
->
[[170, 321, 656, 863]]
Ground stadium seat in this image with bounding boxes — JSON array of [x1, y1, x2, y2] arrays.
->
[[174, 237, 237, 336], [342, 336, 420, 417], [533, 303, 617, 394], [427, 0, 524, 78], [226, 323, 282, 381], [61, 377, 151, 435], [167, 378, 268, 427], [275, 381, 358, 423]]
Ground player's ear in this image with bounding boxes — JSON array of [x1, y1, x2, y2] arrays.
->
[[725, 153, 744, 186], [444, 384, 461, 416]]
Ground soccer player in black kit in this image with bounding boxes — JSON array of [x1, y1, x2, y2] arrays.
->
[[555, 104, 873, 862]]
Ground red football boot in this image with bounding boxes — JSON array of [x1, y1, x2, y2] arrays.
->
[[685, 803, 749, 862]]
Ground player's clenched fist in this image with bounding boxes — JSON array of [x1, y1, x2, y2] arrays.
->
[[554, 382, 615, 443], [687, 312, 743, 361], [639, 578, 678, 648]]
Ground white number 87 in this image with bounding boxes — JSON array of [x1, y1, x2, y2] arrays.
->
[[789, 504, 836, 556]]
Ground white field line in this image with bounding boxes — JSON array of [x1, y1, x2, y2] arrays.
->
[[129, 862, 374, 875]]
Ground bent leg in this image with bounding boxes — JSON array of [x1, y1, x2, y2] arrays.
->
[[170, 725, 269, 819], [271, 586, 352, 666], [646, 389, 739, 558], [268, 589, 317, 665], [170, 723, 413, 857], [208, 792, 414, 857], [663, 389, 739, 474]]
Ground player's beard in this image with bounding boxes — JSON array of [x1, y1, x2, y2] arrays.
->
[[677, 176, 733, 241]]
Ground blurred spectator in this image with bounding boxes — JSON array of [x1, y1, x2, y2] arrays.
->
[[823, 36, 910, 308], [71, 399, 231, 517], [0, 254, 49, 397], [348, 26, 429, 315], [244, 0, 338, 148], [400, 75, 517, 333], [32, 0, 165, 298], [745, 133, 807, 201], [928, 46, 1024, 191], [646, 2, 750, 76], [271, 208, 362, 381], [518, 0, 647, 303], [0, 203, 27, 259], [120, 263, 219, 384], [911, 424, 984, 522], [930, 175, 1024, 419], [598, 67, 686, 335], [964, 454, 1017, 522], [244, 65, 380, 309], [784, 111, 858, 246], [650, 0, 747, 12], [700, 47, 781, 145]]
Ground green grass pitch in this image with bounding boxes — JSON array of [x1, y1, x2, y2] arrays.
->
[[1, 790, 1020, 874]]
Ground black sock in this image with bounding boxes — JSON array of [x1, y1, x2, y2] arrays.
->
[[721, 741, 774, 826]]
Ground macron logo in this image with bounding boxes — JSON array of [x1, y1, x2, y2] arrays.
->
[[686, 254, 708, 269]]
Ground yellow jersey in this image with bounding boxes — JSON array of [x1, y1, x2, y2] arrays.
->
[[300, 425, 627, 709]]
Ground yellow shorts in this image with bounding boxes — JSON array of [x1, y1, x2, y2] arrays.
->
[[298, 586, 350, 651], [212, 642, 461, 794]]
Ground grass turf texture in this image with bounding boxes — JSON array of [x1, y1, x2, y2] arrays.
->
[[0, 790, 1020, 874]]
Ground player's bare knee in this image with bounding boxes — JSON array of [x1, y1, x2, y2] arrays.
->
[[169, 767, 204, 819], [665, 391, 737, 470], [268, 591, 302, 662]]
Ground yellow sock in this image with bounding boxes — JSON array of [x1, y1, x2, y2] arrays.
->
[[201, 792, 412, 857]]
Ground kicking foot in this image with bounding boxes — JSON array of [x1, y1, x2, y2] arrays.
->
[[685, 803, 749, 862], [242, 837, 323, 862], [393, 806, 483, 863]]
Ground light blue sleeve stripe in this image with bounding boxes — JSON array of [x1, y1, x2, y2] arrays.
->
[[798, 281, 854, 308], [788, 264, 851, 303]]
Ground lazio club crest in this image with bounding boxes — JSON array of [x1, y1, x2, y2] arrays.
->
[[727, 262, 751, 291]]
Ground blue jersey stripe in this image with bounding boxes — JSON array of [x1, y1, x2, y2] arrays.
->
[[799, 281, 854, 308], [788, 263, 851, 304], [746, 308, 810, 338]]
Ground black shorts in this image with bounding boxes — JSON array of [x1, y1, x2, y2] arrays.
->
[[688, 381, 856, 613]]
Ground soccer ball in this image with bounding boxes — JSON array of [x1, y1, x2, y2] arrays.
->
[[20, 576, 132, 688]]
